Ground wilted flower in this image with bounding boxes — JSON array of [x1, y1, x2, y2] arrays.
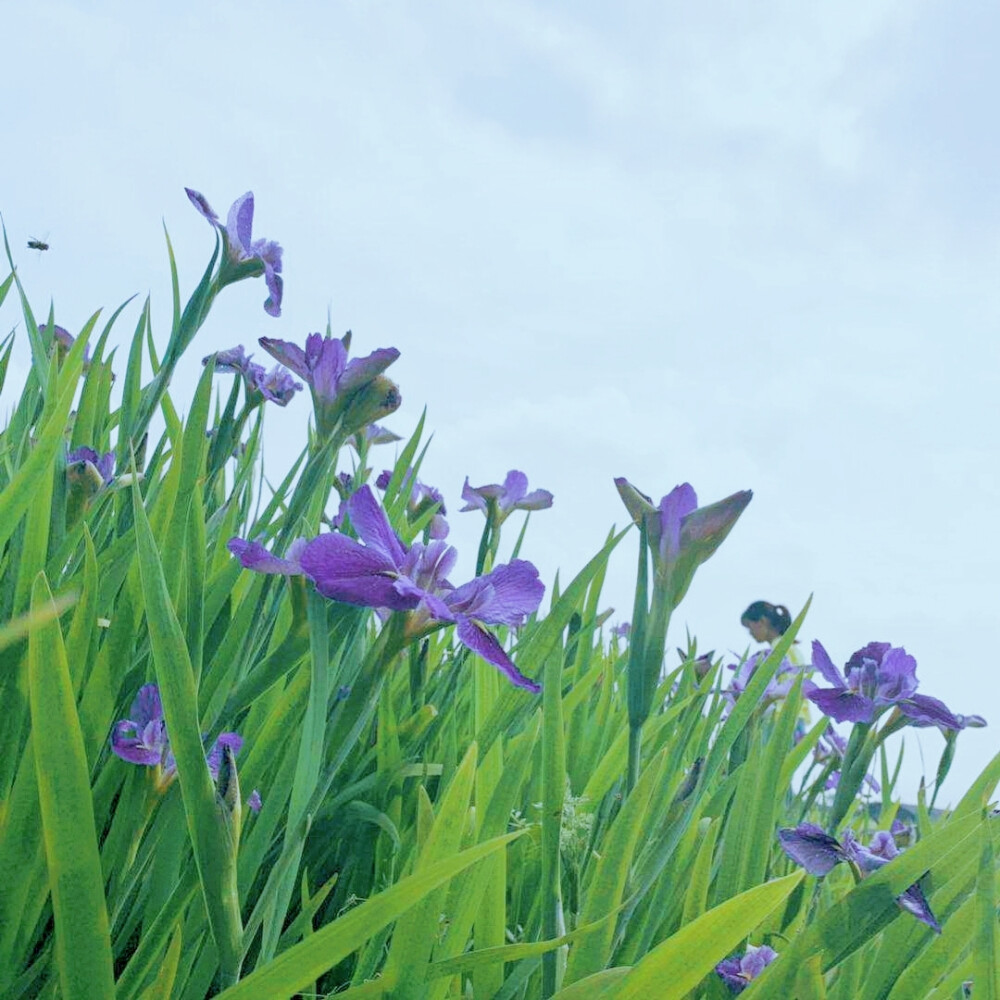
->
[[460, 470, 553, 524], [716, 944, 778, 994], [186, 188, 283, 316], [111, 684, 261, 810], [259, 332, 400, 437], [807, 641, 972, 730], [777, 823, 939, 931], [229, 487, 544, 692]]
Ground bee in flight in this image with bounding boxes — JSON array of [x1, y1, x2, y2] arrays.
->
[[27, 237, 49, 251]]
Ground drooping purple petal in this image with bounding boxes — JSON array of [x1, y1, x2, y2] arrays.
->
[[808, 686, 876, 724], [455, 617, 541, 693], [228, 537, 306, 575], [899, 694, 966, 730], [298, 532, 417, 612], [777, 823, 847, 876], [444, 560, 544, 626]]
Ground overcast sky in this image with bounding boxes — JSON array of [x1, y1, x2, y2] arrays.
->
[[3, 0, 998, 803]]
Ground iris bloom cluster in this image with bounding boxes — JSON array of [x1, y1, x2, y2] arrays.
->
[[778, 823, 939, 931], [111, 684, 261, 811], [229, 485, 544, 692]]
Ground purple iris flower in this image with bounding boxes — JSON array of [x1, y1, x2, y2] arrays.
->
[[229, 487, 544, 692], [612, 622, 631, 639], [206, 345, 252, 374], [111, 684, 169, 766], [460, 470, 553, 523], [716, 944, 778, 994], [185, 188, 283, 317], [778, 823, 939, 931], [111, 684, 261, 811], [614, 478, 751, 603], [67, 446, 115, 486], [259, 332, 400, 435], [247, 363, 302, 406], [807, 641, 968, 729], [204, 346, 302, 407]]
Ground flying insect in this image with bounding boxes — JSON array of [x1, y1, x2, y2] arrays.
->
[[27, 238, 49, 251]]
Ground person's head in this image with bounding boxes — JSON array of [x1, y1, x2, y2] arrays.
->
[[741, 601, 791, 643]]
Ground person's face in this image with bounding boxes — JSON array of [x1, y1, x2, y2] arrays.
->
[[744, 617, 776, 643]]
